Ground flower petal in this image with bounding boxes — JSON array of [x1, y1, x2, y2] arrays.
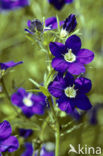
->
[[0, 61, 23, 70], [45, 17, 57, 29], [75, 77, 92, 94], [0, 136, 19, 152], [67, 63, 85, 75], [32, 104, 46, 115], [63, 14, 77, 33], [65, 35, 81, 54], [57, 96, 74, 113], [52, 58, 69, 73], [75, 94, 92, 110], [25, 28, 34, 34], [65, 0, 73, 3], [0, 121, 12, 140], [31, 94, 46, 106], [11, 88, 26, 107], [21, 143, 33, 156], [77, 49, 94, 64], [16, 88, 27, 97], [27, 20, 31, 28], [19, 129, 33, 139], [49, 42, 67, 57], [21, 106, 35, 118], [64, 72, 74, 86], [11, 93, 23, 107], [48, 78, 65, 98]]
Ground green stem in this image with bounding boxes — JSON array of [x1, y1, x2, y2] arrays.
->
[[1, 78, 10, 100], [40, 116, 50, 141], [48, 97, 60, 156], [1, 77, 18, 115]]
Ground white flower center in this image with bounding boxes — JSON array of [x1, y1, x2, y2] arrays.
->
[[23, 93, 33, 107], [64, 49, 76, 63], [60, 29, 68, 38], [64, 86, 76, 98], [45, 142, 55, 151]]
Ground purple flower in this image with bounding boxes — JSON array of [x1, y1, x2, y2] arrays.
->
[[0, 0, 30, 11], [45, 17, 63, 30], [48, 73, 92, 113], [35, 143, 55, 156], [0, 61, 23, 70], [11, 88, 47, 118], [25, 17, 64, 34], [48, 0, 73, 10], [21, 143, 33, 156], [0, 120, 19, 155], [49, 35, 94, 75], [60, 14, 77, 37], [19, 129, 33, 139], [25, 19, 43, 34], [88, 104, 103, 125]]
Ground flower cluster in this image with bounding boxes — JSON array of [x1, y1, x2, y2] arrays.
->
[[25, 17, 64, 34], [0, 0, 30, 11], [25, 14, 77, 36], [0, 1, 95, 154], [0, 120, 19, 155], [47, 15, 94, 115]]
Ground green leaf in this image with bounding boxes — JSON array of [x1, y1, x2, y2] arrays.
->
[[29, 78, 40, 88], [25, 35, 35, 43], [10, 118, 40, 131], [56, 15, 60, 33]]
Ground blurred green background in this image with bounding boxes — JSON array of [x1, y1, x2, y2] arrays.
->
[[0, 0, 103, 155]]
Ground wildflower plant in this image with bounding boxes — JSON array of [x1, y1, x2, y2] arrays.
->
[[0, 0, 100, 156], [18, 13, 94, 156]]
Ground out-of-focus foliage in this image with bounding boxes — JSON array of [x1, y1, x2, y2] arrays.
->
[[0, 0, 103, 155]]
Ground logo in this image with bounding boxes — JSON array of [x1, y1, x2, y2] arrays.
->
[[68, 144, 102, 155]]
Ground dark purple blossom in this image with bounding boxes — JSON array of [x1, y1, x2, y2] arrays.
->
[[11, 88, 47, 118], [19, 129, 33, 139], [60, 14, 77, 37], [0, 120, 19, 155], [48, 73, 92, 114], [88, 104, 103, 125], [48, 0, 73, 10], [49, 35, 94, 75], [0, 0, 29, 11], [0, 61, 23, 70], [25, 17, 64, 34], [21, 143, 33, 156], [35, 143, 55, 156], [25, 19, 43, 34]]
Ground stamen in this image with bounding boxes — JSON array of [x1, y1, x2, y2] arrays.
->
[[64, 86, 76, 98], [64, 49, 76, 63], [60, 29, 68, 38], [23, 93, 33, 107]]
